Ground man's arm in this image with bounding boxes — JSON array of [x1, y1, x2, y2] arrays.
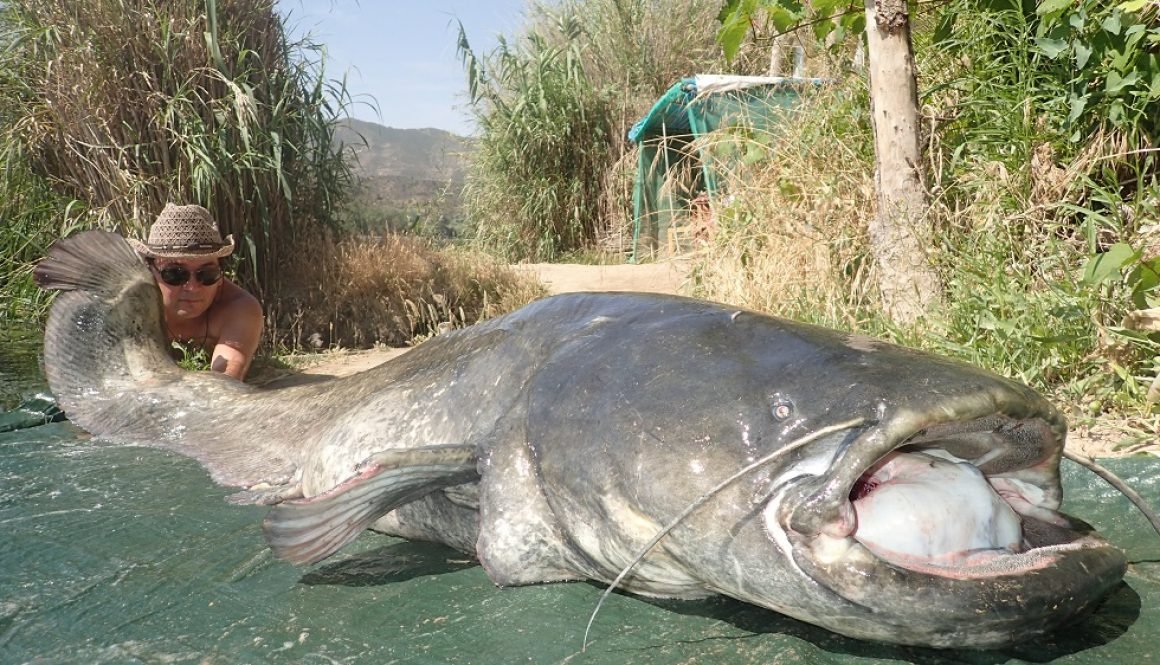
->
[[211, 291, 264, 380]]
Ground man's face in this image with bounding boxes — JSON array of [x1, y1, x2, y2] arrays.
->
[[151, 258, 223, 319]]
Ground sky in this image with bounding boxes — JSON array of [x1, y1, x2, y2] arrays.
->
[[276, 1, 528, 136]]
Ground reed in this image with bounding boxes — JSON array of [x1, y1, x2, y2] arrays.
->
[[0, 0, 354, 307], [457, 0, 732, 261]]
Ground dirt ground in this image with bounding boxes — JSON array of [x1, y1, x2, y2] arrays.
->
[[268, 261, 1155, 458], [511, 260, 690, 296]]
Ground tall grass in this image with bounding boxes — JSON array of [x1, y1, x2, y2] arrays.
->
[[458, 23, 616, 261], [541, 0, 730, 99], [0, 148, 86, 320], [691, 82, 881, 331], [458, 0, 735, 261], [0, 0, 353, 308]]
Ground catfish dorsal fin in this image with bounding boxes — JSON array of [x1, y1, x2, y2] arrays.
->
[[262, 445, 478, 565]]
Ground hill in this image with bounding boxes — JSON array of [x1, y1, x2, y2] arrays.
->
[[334, 118, 471, 236]]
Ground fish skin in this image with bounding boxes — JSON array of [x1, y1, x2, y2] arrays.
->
[[36, 230, 1127, 649]]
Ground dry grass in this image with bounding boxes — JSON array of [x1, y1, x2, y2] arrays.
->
[[265, 233, 546, 350], [690, 83, 883, 332]]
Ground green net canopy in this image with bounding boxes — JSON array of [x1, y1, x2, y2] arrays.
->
[[627, 75, 822, 260]]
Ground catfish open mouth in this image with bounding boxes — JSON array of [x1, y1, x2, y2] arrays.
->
[[766, 410, 1128, 647], [845, 414, 1087, 575], [774, 406, 1127, 582], [847, 447, 1087, 576], [803, 413, 1117, 577]]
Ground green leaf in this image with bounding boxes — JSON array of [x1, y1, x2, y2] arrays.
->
[[814, 19, 835, 42], [979, 314, 1017, 334], [1109, 98, 1125, 123], [1110, 46, 1134, 71], [1102, 12, 1123, 36], [717, 0, 737, 23], [1074, 41, 1092, 69], [1082, 243, 1140, 285], [1029, 332, 1084, 344], [934, 12, 957, 44], [1106, 69, 1141, 94], [1068, 92, 1089, 122], [716, 2, 753, 63], [1128, 258, 1160, 309], [844, 12, 866, 35], [1119, 0, 1152, 11], [1034, 37, 1069, 59], [1110, 361, 1132, 384], [1130, 257, 1160, 287], [1124, 22, 1147, 51], [769, 6, 803, 33], [812, 0, 847, 14], [1037, 0, 1076, 16]]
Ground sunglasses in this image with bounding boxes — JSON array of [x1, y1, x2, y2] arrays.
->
[[155, 263, 224, 287]]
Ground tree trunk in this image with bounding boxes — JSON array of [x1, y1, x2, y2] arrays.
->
[[768, 34, 784, 76], [862, 0, 940, 324]]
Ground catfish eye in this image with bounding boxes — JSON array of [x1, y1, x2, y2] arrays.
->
[[771, 398, 794, 421]]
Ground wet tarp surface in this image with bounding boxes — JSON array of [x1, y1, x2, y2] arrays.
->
[[2, 420, 1159, 664]]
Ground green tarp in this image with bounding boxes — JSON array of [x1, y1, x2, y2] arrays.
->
[[2, 419, 1159, 664], [627, 75, 822, 260], [0, 394, 65, 433]]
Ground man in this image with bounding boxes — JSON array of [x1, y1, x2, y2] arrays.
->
[[129, 203, 263, 380]]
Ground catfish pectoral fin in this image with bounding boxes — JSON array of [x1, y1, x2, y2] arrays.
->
[[262, 445, 479, 565]]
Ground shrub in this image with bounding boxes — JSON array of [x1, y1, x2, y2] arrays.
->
[[266, 232, 545, 350]]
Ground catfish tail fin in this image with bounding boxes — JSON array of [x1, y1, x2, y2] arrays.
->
[[35, 230, 181, 436], [35, 230, 299, 491]]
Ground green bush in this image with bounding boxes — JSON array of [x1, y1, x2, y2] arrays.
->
[[458, 22, 616, 261]]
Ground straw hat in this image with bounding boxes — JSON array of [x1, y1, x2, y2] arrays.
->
[[128, 203, 235, 259]]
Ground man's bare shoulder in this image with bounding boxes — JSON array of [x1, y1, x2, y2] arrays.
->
[[216, 279, 262, 314], [209, 280, 263, 333]]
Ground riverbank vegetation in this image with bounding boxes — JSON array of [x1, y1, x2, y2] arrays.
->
[[457, 0, 1159, 438], [692, 0, 1160, 437], [1, 1, 1157, 438], [0, 0, 532, 347]]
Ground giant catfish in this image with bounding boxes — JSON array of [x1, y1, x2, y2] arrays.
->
[[34, 230, 1127, 648]]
